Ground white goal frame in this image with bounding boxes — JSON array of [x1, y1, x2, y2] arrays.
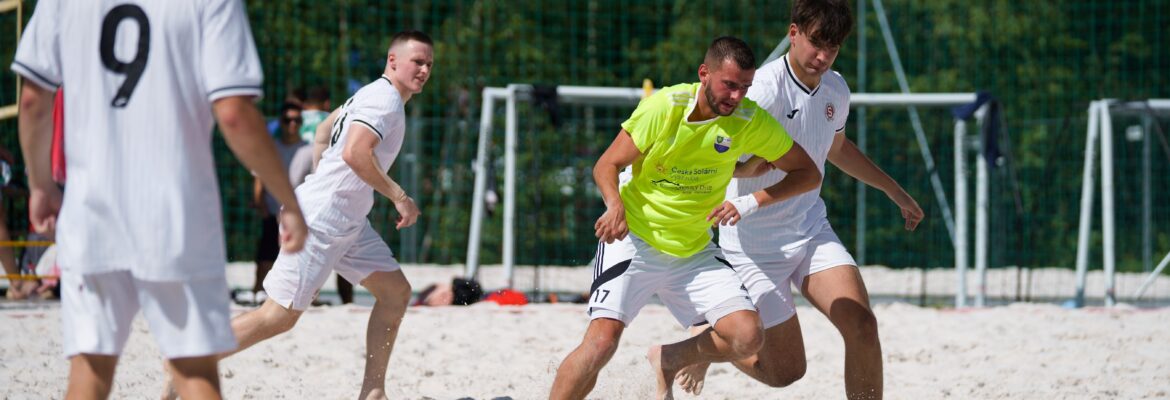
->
[[1075, 99, 1170, 306]]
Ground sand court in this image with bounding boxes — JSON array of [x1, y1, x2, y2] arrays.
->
[[2, 299, 1167, 399]]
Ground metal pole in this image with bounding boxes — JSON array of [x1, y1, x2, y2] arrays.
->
[[872, 0, 957, 245], [975, 135, 989, 307], [855, 0, 868, 266], [504, 85, 518, 288], [763, 37, 792, 66], [954, 119, 968, 307], [1142, 115, 1153, 273], [1074, 101, 1100, 308], [466, 88, 501, 278], [1133, 250, 1170, 299], [1100, 102, 1116, 307]]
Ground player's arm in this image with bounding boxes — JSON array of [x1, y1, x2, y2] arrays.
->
[[16, 83, 61, 235], [733, 155, 773, 178], [708, 142, 821, 226], [312, 107, 342, 169], [341, 125, 419, 230], [593, 129, 641, 243], [213, 96, 307, 251], [827, 132, 923, 230]]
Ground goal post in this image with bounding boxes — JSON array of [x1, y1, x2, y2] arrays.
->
[[1075, 99, 1170, 307]]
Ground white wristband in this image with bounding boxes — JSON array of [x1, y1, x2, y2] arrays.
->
[[729, 194, 760, 218]]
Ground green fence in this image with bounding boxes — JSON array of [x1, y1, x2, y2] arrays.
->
[[1, 0, 1168, 275]]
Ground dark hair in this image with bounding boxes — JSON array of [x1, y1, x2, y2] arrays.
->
[[452, 278, 483, 305], [279, 102, 302, 116], [704, 36, 756, 71], [390, 29, 434, 49], [792, 0, 854, 48], [305, 85, 330, 106]]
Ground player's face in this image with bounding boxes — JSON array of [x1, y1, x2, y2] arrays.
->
[[699, 59, 755, 116], [389, 40, 434, 94], [282, 110, 302, 137], [788, 23, 840, 78]]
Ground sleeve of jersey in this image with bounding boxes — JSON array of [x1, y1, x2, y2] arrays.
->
[[619, 91, 669, 153], [836, 88, 851, 133], [11, 0, 62, 91], [834, 72, 851, 133], [201, 0, 264, 102], [748, 113, 795, 162], [345, 97, 398, 141]]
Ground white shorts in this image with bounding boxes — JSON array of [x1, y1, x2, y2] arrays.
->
[[588, 233, 755, 328], [60, 271, 235, 359], [723, 219, 857, 328], [264, 222, 399, 310]]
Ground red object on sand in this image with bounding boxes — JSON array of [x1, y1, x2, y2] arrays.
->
[[484, 289, 528, 306]]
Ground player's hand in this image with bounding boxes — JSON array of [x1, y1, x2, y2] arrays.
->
[[594, 203, 628, 243], [888, 189, 923, 231], [277, 207, 308, 253], [28, 185, 62, 236], [707, 201, 744, 226], [393, 197, 420, 230]]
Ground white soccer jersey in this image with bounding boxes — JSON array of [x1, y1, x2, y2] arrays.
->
[[11, 0, 263, 281], [719, 54, 851, 254], [296, 76, 405, 235]]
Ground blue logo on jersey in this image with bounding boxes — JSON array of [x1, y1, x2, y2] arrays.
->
[[714, 136, 732, 153]]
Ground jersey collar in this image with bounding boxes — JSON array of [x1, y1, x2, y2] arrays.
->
[[684, 83, 719, 125], [783, 54, 821, 97]]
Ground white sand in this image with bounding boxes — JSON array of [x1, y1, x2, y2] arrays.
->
[[2, 300, 1168, 399]]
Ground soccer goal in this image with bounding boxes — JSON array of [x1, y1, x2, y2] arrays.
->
[[1075, 99, 1170, 307], [465, 84, 997, 307]]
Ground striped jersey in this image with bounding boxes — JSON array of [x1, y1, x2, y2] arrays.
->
[[719, 54, 852, 254], [296, 76, 405, 235], [11, 0, 263, 280]]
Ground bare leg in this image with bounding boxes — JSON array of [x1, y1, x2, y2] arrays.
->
[[166, 356, 222, 400], [160, 299, 301, 400], [226, 299, 302, 356], [67, 354, 118, 399], [802, 266, 882, 400], [357, 270, 412, 400], [0, 214, 30, 300], [252, 261, 274, 295], [648, 310, 763, 400], [672, 325, 710, 394], [550, 317, 624, 400], [676, 314, 807, 394]]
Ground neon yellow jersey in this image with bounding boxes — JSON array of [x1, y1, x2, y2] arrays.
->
[[619, 82, 794, 258]]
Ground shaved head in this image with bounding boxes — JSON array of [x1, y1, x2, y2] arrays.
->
[[704, 36, 756, 71], [388, 29, 433, 54]]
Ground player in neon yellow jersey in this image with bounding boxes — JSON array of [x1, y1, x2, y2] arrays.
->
[[549, 36, 822, 400]]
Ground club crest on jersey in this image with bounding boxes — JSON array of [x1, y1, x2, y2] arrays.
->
[[713, 135, 732, 153], [825, 102, 836, 121]]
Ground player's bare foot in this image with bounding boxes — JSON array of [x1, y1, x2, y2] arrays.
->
[[647, 345, 678, 400], [675, 361, 710, 395], [361, 388, 388, 400]]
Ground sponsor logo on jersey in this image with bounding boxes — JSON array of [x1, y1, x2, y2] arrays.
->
[[786, 108, 800, 119], [713, 135, 732, 153]]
